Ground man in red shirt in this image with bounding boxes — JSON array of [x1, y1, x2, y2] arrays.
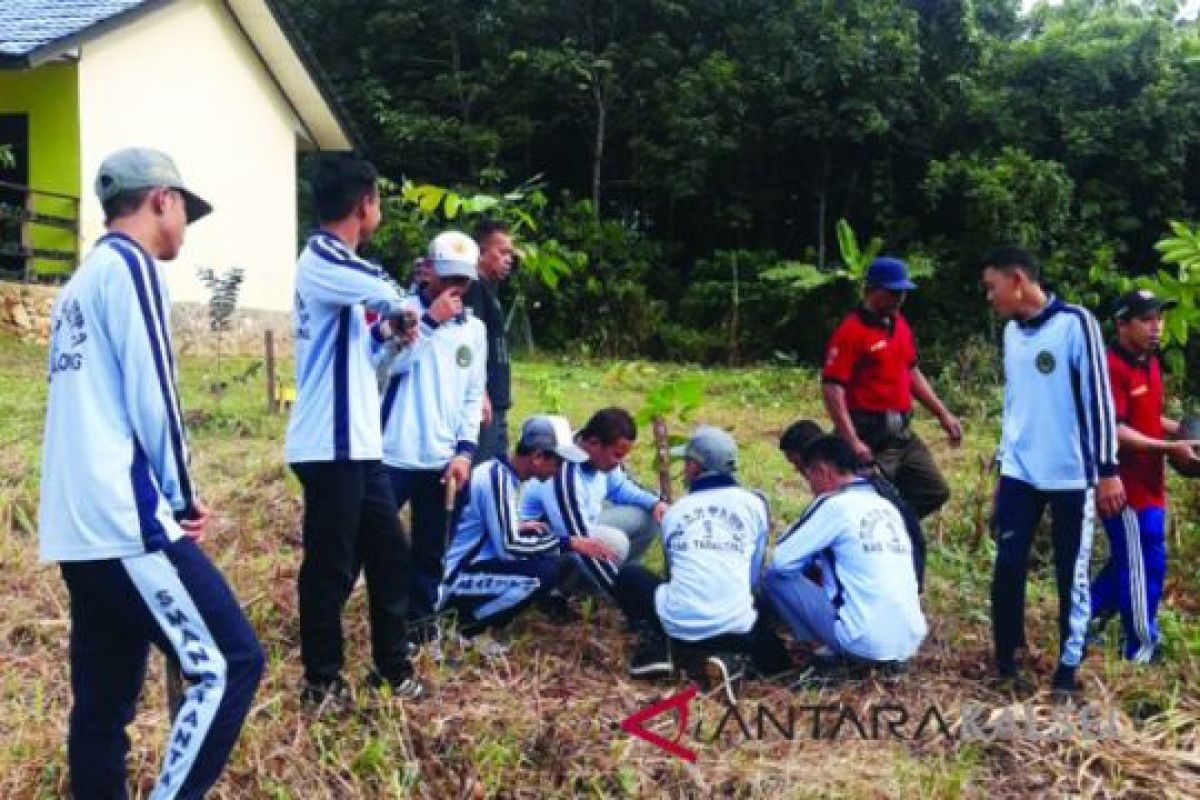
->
[[1090, 289, 1199, 662], [821, 257, 961, 519]]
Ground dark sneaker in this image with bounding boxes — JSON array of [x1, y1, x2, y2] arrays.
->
[[703, 652, 747, 706], [366, 671, 426, 701], [301, 676, 352, 713], [989, 663, 1035, 695], [629, 629, 673, 679], [538, 590, 582, 624], [1050, 665, 1080, 699]]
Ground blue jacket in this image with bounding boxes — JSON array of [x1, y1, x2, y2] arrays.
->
[[285, 231, 406, 463], [520, 460, 660, 545], [998, 297, 1118, 490], [39, 232, 193, 561]]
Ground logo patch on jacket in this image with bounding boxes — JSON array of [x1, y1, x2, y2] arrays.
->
[[1035, 350, 1056, 374], [456, 344, 473, 368]]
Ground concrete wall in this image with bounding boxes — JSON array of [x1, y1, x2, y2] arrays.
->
[[0, 281, 56, 342], [0, 282, 290, 357], [76, 0, 301, 313]]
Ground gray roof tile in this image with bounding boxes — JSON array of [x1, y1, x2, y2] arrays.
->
[[0, 0, 153, 58]]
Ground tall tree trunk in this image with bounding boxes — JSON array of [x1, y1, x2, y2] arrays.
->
[[591, 79, 606, 215]]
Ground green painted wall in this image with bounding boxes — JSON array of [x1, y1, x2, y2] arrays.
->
[[0, 63, 80, 277]]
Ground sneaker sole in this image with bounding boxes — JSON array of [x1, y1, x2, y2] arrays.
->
[[704, 657, 742, 705], [629, 661, 673, 678]]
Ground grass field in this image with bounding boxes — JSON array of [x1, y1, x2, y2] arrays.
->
[[2, 335, 1198, 798]]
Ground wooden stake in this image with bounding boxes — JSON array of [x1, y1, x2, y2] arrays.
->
[[652, 416, 673, 502], [264, 329, 278, 414]]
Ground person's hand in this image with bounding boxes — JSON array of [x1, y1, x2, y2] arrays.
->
[[651, 500, 669, 524], [570, 535, 618, 562], [482, 392, 494, 427], [1167, 439, 1200, 462], [849, 437, 874, 466], [940, 413, 963, 448], [520, 520, 550, 537], [411, 257, 433, 288], [428, 288, 464, 323], [1096, 475, 1126, 519], [443, 455, 472, 490], [180, 498, 211, 542], [385, 308, 419, 345]]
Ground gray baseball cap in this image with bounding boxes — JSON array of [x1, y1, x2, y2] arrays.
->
[[670, 425, 738, 476], [519, 415, 587, 463], [95, 148, 212, 223]]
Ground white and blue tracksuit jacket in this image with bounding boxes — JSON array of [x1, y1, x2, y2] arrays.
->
[[377, 292, 487, 469], [520, 460, 660, 543], [767, 479, 927, 661], [443, 458, 560, 583], [654, 475, 769, 641], [997, 296, 1119, 490], [284, 231, 406, 464], [39, 232, 194, 562]]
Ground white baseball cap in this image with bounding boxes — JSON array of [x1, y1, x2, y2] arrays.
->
[[428, 231, 479, 280], [519, 415, 587, 463]]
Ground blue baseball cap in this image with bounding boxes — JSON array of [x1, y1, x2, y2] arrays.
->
[[865, 257, 916, 291]]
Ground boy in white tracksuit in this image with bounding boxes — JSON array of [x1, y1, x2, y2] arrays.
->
[[763, 435, 927, 665], [378, 231, 488, 626], [39, 148, 263, 797], [285, 153, 422, 703], [612, 427, 788, 702], [520, 407, 668, 596], [439, 416, 620, 633]]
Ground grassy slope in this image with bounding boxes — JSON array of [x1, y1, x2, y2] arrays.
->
[[1, 336, 1198, 798]]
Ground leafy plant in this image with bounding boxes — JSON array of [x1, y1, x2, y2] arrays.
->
[[762, 218, 932, 292], [195, 266, 245, 381]]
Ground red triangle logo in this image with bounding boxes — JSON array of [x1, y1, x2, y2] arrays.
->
[[620, 685, 699, 762]]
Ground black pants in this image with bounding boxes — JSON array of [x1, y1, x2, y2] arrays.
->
[[613, 564, 790, 675], [61, 539, 263, 799], [389, 467, 467, 626], [991, 476, 1093, 670], [475, 406, 510, 464], [292, 460, 413, 684]]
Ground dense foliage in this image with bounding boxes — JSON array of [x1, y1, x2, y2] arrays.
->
[[282, 0, 1200, 369]]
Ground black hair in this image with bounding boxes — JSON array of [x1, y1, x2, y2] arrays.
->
[[779, 419, 825, 455], [981, 246, 1040, 282], [515, 441, 559, 459], [102, 188, 153, 226], [474, 218, 510, 246], [579, 407, 637, 445], [799, 434, 859, 473], [313, 152, 378, 223]]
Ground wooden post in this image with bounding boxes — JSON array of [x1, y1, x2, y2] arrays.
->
[[652, 416, 673, 502], [264, 329, 278, 414]]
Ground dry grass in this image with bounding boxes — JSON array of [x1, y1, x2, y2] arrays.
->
[[1, 339, 1198, 798]]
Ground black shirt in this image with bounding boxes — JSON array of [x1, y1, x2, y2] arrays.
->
[[463, 278, 511, 409]]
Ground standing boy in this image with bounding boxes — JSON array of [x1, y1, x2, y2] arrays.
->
[[39, 148, 263, 796], [981, 246, 1124, 694], [379, 231, 488, 627], [286, 153, 422, 703], [1090, 289, 1198, 662]]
